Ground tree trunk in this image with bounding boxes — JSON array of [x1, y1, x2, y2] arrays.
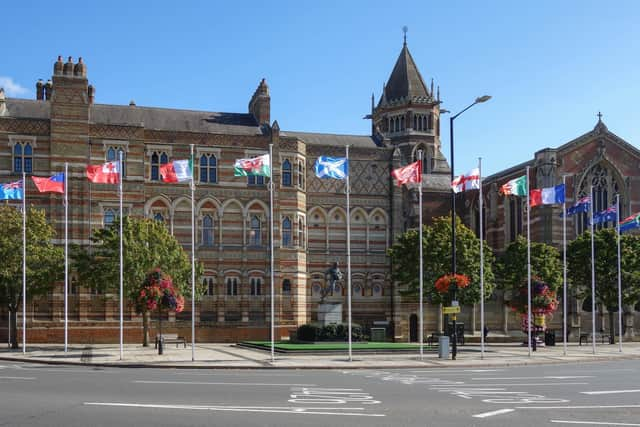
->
[[9, 308, 18, 349], [142, 310, 150, 347]]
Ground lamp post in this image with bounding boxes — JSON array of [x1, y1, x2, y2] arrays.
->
[[448, 95, 491, 360]]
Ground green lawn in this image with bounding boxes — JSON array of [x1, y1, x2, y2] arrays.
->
[[241, 341, 431, 351]]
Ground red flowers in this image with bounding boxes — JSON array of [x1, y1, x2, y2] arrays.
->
[[434, 274, 471, 294], [136, 269, 184, 314]]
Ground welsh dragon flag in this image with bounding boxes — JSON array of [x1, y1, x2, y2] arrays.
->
[[234, 154, 271, 177], [499, 175, 527, 196]]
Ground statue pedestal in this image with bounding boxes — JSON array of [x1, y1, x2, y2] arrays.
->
[[318, 303, 342, 326]]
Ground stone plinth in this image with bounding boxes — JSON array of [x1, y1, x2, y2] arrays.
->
[[317, 303, 342, 326]]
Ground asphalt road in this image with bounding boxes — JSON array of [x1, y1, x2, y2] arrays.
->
[[1, 360, 640, 426]]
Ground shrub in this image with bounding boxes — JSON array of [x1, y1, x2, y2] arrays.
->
[[296, 324, 317, 342]]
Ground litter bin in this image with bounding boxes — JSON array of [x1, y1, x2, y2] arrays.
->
[[544, 329, 556, 346], [438, 335, 450, 359]]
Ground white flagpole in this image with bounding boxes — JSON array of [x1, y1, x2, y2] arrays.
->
[[418, 151, 424, 360], [616, 194, 622, 352], [119, 152, 124, 360], [590, 185, 596, 355], [64, 163, 69, 353], [346, 145, 353, 362], [526, 166, 532, 357], [22, 171, 26, 354], [479, 158, 485, 359], [190, 144, 196, 361], [269, 143, 275, 362], [562, 175, 567, 356]]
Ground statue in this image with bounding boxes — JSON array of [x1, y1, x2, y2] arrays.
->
[[320, 262, 343, 304]]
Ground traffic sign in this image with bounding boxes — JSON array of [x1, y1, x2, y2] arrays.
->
[[442, 306, 461, 314]]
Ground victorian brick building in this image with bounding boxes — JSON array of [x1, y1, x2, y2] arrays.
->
[[1, 42, 638, 343]]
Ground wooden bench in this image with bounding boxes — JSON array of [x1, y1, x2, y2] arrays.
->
[[579, 332, 612, 345], [155, 333, 187, 349]]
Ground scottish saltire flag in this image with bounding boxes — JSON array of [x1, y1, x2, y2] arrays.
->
[[620, 212, 640, 233], [591, 204, 617, 225], [563, 196, 591, 217], [530, 184, 565, 207], [314, 156, 348, 180], [0, 180, 23, 200]]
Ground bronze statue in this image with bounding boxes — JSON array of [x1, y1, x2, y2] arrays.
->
[[320, 261, 343, 304]]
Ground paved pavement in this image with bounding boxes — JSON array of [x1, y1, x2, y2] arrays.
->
[[2, 340, 640, 369]]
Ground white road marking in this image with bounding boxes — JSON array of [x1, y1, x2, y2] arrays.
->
[[473, 376, 593, 380], [582, 389, 640, 395], [133, 380, 315, 386], [0, 376, 36, 380], [518, 405, 640, 409], [472, 408, 515, 418], [83, 402, 385, 417], [550, 421, 640, 426], [437, 382, 588, 387]]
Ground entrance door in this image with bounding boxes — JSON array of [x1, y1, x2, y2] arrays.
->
[[409, 314, 418, 342]]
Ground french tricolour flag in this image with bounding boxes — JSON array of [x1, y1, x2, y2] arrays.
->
[[530, 184, 565, 207]]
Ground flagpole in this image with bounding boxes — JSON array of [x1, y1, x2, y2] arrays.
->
[[269, 143, 275, 362], [590, 185, 596, 355], [119, 151, 124, 360], [562, 175, 567, 356], [526, 166, 532, 357], [190, 144, 196, 361], [616, 194, 622, 352], [64, 163, 69, 353], [415, 151, 423, 360], [345, 145, 353, 362], [22, 171, 26, 354], [479, 158, 485, 359]]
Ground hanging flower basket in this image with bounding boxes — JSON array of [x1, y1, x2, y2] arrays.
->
[[136, 269, 185, 314], [434, 273, 470, 294]]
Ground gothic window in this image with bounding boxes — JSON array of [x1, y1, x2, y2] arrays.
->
[[103, 208, 117, 227], [203, 277, 215, 296], [400, 116, 405, 131], [282, 159, 292, 187], [202, 214, 214, 247], [577, 163, 621, 234], [106, 146, 126, 177], [249, 216, 261, 246], [282, 279, 292, 295], [428, 113, 434, 130], [248, 174, 265, 186], [199, 154, 218, 183], [298, 217, 305, 248], [153, 212, 165, 223], [13, 142, 33, 174], [226, 277, 238, 296], [507, 197, 523, 242], [297, 160, 305, 189], [150, 151, 168, 181], [250, 277, 262, 296], [282, 217, 292, 247]]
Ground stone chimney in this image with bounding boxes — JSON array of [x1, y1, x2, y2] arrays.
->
[[44, 80, 53, 100], [249, 78, 270, 126], [88, 84, 95, 104], [53, 55, 64, 75], [73, 57, 87, 77], [36, 79, 44, 100], [63, 56, 74, 75]]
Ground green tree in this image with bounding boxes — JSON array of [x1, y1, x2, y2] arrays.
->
[[0, 205, 63, 349], [496, 235, 563, 294], [567, 228, 640, 339], [388, 216, 496, 306], [72, 217, 204, 346]]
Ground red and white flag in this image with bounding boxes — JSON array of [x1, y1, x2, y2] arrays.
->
[[86, 161, 120, 184], [451, 168, 480, 193], [391, 160, 422, 187]]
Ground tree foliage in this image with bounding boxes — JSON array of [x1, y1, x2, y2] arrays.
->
[[72, 217, 204, 303], [495, 235, 563, 295], [0, 205, 63, 348], [567, 228, 640, 310], [388, 216, 495, 306]]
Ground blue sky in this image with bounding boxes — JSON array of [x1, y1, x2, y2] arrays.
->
[[2, 1, 639, 176]]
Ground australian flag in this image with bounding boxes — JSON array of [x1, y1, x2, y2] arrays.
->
[[563, 196, 591, 217], [314, 156, 348, 180], [591, 204, 617, 225]]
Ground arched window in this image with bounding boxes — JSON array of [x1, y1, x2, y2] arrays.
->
[[282, 279, 292, 295], [203, 278, 215, 296], [226, 277, 238, 296], [202, 214, 214, 246], [200, 154, 217, 183], [13, 142, 33, 174], [153, 212, 164, 223], [250, 277, 262, 296], [577, 163, 621, 234], [282, 160, 292, 187], [250, 216, 261, 246], [150, 151, 168, 181], [297, 160, 304, 188], [103, 208, 116, 227], [282, 217, 292, 247], [106, 147, 126, 177]]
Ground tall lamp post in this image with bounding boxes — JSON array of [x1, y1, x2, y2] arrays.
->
[[448, 95, 491, 360]]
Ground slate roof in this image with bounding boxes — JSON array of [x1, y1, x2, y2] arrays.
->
[[1, 99, 263, 136], [282, 131, 383, 149], [380, 43, 432, 106]]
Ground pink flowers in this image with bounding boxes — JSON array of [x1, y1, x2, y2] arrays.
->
[[135, 269, 185, 314]]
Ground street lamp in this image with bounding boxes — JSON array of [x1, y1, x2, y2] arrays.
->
[[448, 95, 491, 360]]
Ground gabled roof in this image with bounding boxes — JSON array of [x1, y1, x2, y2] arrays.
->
[[379, 43, 431, 106]]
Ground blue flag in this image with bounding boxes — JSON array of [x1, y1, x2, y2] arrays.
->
[[0, 180, 23, 200], [314, 156, 348, 180], [591, 205, 617, 225], [563, 196, 590, 217]]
